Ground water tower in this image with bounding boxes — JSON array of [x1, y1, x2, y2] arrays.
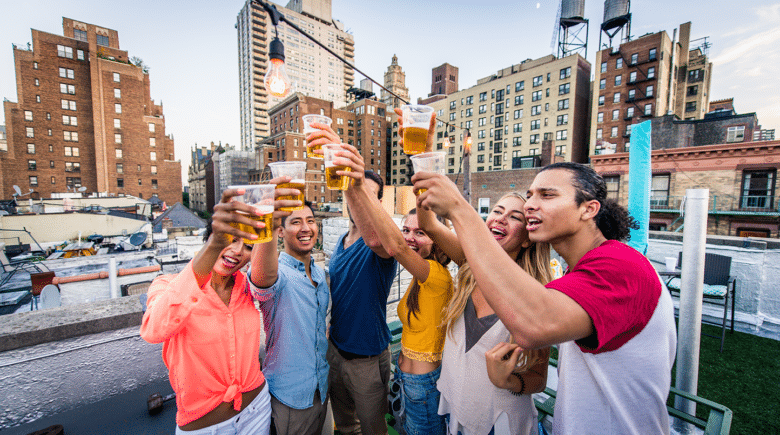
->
[[599, 0, 631, 49], [556, 0, 589, 58]]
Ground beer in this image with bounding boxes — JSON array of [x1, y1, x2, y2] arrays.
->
[[307, 142, 323, 159], [325, 164, 350, 190], [230, 205, 274, 244], [276, 180, 305, 211], [415, 188, 427, 196], [403, 127, 428, 155]]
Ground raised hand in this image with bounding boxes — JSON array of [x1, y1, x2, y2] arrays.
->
[[210, 188, 265, 248]]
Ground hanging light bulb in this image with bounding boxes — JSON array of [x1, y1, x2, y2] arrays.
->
[[264, 36, 291, 98]]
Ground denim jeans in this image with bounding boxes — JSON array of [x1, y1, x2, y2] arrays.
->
[[395, 364, 445, 435]]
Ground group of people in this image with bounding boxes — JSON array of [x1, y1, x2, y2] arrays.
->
[[140, 115, 677, 435]]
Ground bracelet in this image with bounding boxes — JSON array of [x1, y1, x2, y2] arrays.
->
[[510, 372, 525, 396]]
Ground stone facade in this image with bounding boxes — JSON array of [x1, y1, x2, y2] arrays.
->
[[1, 18, 181, 205], [381, 55, 409, 110]]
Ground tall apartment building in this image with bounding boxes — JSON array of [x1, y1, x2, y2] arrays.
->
[[237, 0, 355, 150], [381, 55, 409, 109], [590, 21, 713, 155], [1, 18, 182, 205], [187, 144, 215, 213], [213, 147, 256, 199], [389, 54, 591, 186]]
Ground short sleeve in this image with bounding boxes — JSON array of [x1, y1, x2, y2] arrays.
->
[[419, 260, 453, 296], [546, 243, 661, 353]]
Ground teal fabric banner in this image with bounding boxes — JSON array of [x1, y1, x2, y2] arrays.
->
[[627, 120, 651, 254]]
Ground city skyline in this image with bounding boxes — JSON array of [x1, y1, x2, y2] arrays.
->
[[1, 0, 779, 186]]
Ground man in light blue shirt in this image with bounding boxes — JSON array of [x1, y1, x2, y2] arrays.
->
[[249, 202, 329, 435]]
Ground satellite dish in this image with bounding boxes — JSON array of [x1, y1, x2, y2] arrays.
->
[[78, 186, 87, 192], [40, 284, 62, 309], [13, 185, 21, 196], [129, 232, 147, 246]]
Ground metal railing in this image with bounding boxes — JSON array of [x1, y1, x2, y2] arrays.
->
[[648, 195, 779, 215]]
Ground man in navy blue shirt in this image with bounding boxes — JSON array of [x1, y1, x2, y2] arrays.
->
[[328, 170, 398, 435], [249, 201, 330, 435]]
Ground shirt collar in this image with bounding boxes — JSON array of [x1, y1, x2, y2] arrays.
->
[[279, 251, 309, 271]]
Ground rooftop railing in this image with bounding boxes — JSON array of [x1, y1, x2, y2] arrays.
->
[[648, 195, 779, 215]]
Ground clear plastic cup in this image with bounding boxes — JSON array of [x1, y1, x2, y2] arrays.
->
[[227, 184, 275, 244], [322, 144, 351, 191], [269, 161, 306, 211], [303, 114, 333, 159], [401, 105, 434, 155], [409, 151, 446, 195]]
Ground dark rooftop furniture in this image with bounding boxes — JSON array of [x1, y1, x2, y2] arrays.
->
[[665, 252, 737, 353]]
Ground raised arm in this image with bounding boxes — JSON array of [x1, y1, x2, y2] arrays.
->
[[249, 176, 300, 292], [340, 146, 431, 281], [416, 204, 465, 266], [411, 172, 593, 349]]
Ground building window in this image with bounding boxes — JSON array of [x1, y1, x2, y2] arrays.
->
[[532, 75, 543, 87], [558, 83, 570, 95], [688, 69, 703, 82], [599, 78, 606, 90], [59, 68, 74, 79], [116, 149, 123, 159], [77, 50, 84, 60], [114, 88, 121, 98], [687, 85, 698, 96], [558, 99, 569, 110], [74, 29, 88, 42], [530, 120, 540, 130], [138, 179, 142, 186], [598, 95, 605, 106], [117, 179, 124, 188], [625, 124, 633, 136], [61, 99, 77, 110], [596, 128, 603, 139], [60, 83, 75, 94], [114, 119, 121, 129], [117, 163, 123, 174], [65, 162, 80, 172], [614, 75, 622, 86], [36, 95, 41, 103], [628, 89, 636, 100], [612, 109, 620, 120], [66, 177, 82, 188], [559, 67, 571, 79], [557, 114, 568, 125], [150, 151, 157, 161], [616, 58, 623, 69], [685, 101, 696, 112], [556, 130, 568, 140], [649, 48, 657, 61], [24, 111, 33, 121], [33, 61, 38, 69], [530, 134, 540, 144], [25, 127, 34, 138], [651, 174, 670, 207], [49, 160, 54, 168], [532, 90, 542, 102], [531, 105, 541, 116], [597, 112, 604, 123], [604, 175, 620, 199], [97, 34, 109, 46], [648, 67, 656, 79], [626, 107, 635, 118], [150, 137, 156, 147], [64, 146, 79, 157], [115, 104, 122, 114], [51, 176, 56, 184], [727, 126, 745, 143], [63, 131, 79, 142], [644, 104, 653, 116], [152, 179, 158, 189], [613, 92, 621, 103], [151, 165, 157, 174], [741, 170, 776, 209], [630, 53, 638, 64], [611, 126, 618, 137], [629, 71, 637, 83], [515, 81, 524, 92], [600, 62, 607, 73], [515, 95, 524, 105], [115, 133, 122, 144], [28, 160, 36, 170], [646, 85, 654, 97], [29, 176, 38, 187], [57, 45, 73, 58], [113, 72, 121, 83]]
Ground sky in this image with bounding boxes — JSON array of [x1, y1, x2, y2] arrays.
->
[[1, 0, 779, 184]]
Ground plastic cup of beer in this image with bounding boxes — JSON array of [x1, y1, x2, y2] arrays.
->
[[303, 114, 333, 159], [228, 184, 275, 244], [401, 104, 434, 155], [322, 144, 351, 191], [410, 151, 446, 195], [269, 161, 306, 211]]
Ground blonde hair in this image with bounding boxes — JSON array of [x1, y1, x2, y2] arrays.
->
[[442, 192, 554, 372]]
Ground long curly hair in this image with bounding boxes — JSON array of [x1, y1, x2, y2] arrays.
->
[[442, 192, 554, 372]]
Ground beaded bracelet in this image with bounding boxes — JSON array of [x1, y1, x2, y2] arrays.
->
[[510, 372, 526, 396]]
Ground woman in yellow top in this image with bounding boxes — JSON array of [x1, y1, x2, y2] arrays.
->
[[333, 142, 452, 435]]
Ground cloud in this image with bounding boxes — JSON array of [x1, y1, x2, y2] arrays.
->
[[711, 27, 780, 65]]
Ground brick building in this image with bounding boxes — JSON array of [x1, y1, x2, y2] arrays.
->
[[1, 18, 181, 205], [591, 110, 779, 237], [591, 22, 713, 156], [187, 144, 216, 213], [250, 92, 388, 205]]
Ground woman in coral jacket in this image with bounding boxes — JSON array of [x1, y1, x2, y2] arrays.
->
[[141, 185, 298, 434]]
